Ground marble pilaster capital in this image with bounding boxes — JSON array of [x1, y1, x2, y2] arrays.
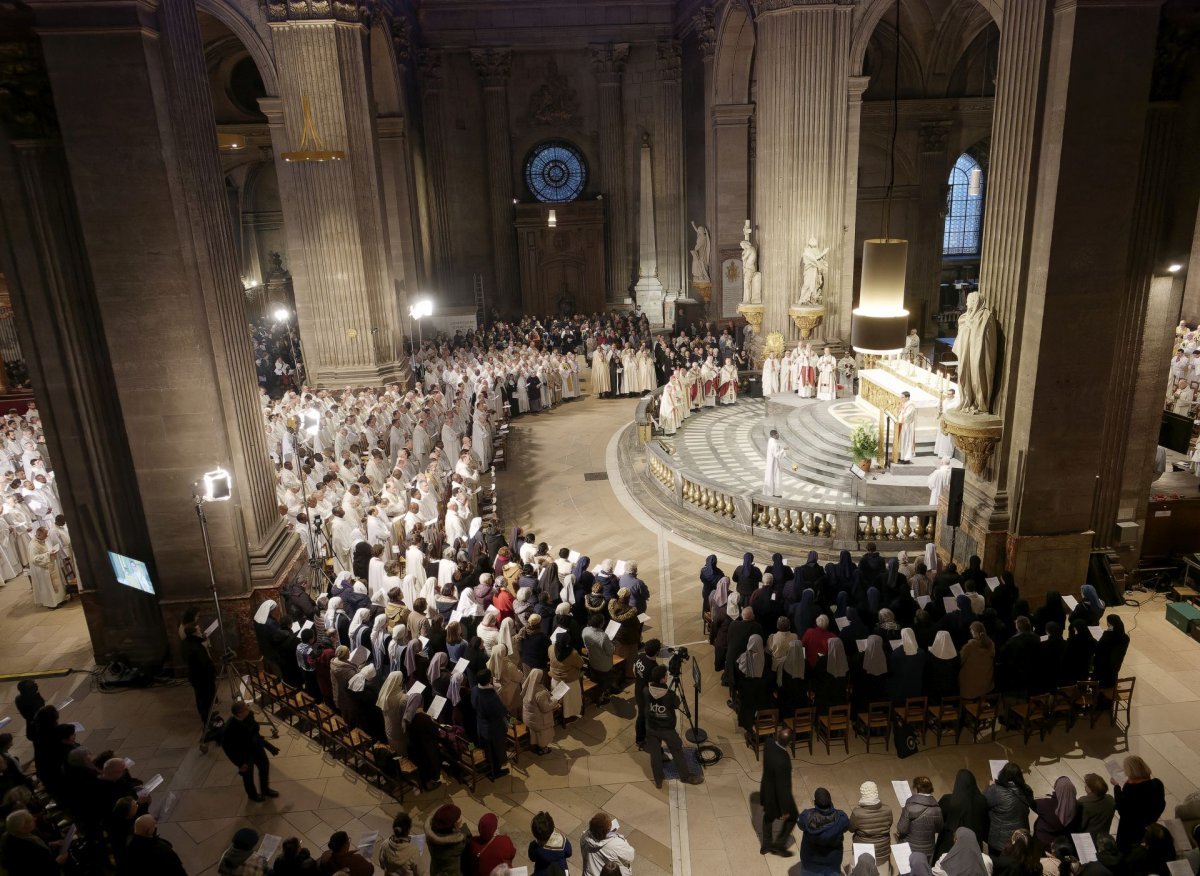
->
[[848, 75, 871, 101], [588, 43, 630, 84], [264, 0, 366, 24], [942, 411, 1003, 477], [469, 47, 513, 89], [692, 7, 717, 59], [655, 39, 681, 82], [918, 120, 952, 153], [417, 48, 444, 91]]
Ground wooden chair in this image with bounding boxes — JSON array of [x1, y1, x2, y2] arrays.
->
[[1047, 687, 1078, 733], [817, 705, 851, 754], [790, 707, 816, 756], [1010, 694, 1051, 744], [749, 708, 780, 760], [1094, 677, 1135, 728], [703, 611, 713, 637], [960, 693, 1000, 742], [893, 696, 929, 744], [925, 696, 962, 746], [506, 721, 531, 761], [854, 701, 892, 753]]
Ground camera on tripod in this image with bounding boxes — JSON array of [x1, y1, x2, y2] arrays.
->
[[663, 645, 689, 677]]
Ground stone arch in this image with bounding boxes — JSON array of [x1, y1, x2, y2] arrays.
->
[[194, 0, 278, 96], [850, 0, 1002, 77], [713, 1, 754, 106]]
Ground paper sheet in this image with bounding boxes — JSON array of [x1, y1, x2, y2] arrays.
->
[[451, 657, 470, 677], [124, 757, 135, 770], [985, 576, 1001, 591], [943, 596, 959, 613], [1104, 759, 1128, 785], [551, 679, 571, 702], [429, 695, 447, 719], [205, 618, 220, 636], [257, 834, 283, 860], [141, 773, 164, 795], [567, 550, 580, 564], [509, 868, 529, 876], [408, 681, 427, 698], [419, 635, 430, 648], [852, 842, 876, 863], [891, 640, 903, 650], [392, 545, 401, 554], [291, 622, 302, 633], [989, 760, 1008, 781], [152, 791, 178, 822], [358, 831, 379, 859], [949, 583, 964, 597], [916, 595, 931, 608], [605, 620, 622, 640], [1167, 862, 1192, 876], [1063, 595, 1079, 611], [349, 646, 370, 666], [449, 609, 463, 624], [637, 613, 651, 625], [1089, 626, 1104, 641], [892, 842, 912, 874], [1072, 833, 1097, 864], [892, 780, 912, 806], [835, 616, 850, 630], [1040, 635, 1049, 643]]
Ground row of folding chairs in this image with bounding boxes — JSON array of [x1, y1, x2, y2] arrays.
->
[[748, 677, 1135, 757]]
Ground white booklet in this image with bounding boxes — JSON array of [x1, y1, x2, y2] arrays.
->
[[257, 834, 283, 860], [984, 576, 1001, 591], [943, 596, 958, 613], [892, 842, 912, 874], [835, 617, 850, 630], [358, 831, 379, 858], [551, 679, 571, 702], [605, 619, 622, 640], [852, 843, 875, 864], [949, 583, 964, 597], [1072, 833, 1097, 864], [892, 780, 911, 807], [429, 695, 447, 719]]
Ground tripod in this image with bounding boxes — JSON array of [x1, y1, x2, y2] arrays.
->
[[671, 654, 723, 765]]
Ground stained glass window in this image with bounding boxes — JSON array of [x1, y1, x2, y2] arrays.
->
[[943, 153, 983, 256], [524, 142, 587, 204]]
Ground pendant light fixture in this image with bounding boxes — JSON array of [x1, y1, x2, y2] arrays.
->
[[281, 95, 345, 163], [852, 0, 909, 355]]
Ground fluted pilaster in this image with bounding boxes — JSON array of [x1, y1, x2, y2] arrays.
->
[[418, 49, 454, 294], [694, 9, 718, 294], [590, 43, 632, 303], [655, 40, 685, 307], [470, 48, 519, 315], [837, 75, 870, 342], [912, 121, 952, 331]]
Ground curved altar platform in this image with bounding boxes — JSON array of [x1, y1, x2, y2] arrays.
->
[[623, 390, 942, 558]]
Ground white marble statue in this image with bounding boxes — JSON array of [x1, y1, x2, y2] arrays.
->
[[952, 291, 999, 414], [740, 224, 762, 304], [797, 237, 829, 306], [689, 221, 711, 284]]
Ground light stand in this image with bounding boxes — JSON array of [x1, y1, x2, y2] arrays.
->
[[273, 307, 305, 392], [194, 468, 279, 752]]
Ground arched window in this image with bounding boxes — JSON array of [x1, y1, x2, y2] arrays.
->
[[524, 141, 588, 204], [943, 153, 983, 256]]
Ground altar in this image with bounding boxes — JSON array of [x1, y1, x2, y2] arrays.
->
[[856, 360, 956, 454]]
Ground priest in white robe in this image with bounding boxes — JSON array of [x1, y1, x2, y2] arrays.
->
[[329, 509, 356, 573], [591, 346, 612, 398], [658, 377, 681, 435], [718, 359, 739, 405], [928, 458, 954, 507], [29, 527, 66, 609], [934, 388, 959, 458], [763, 429, 788, 497], [897, 392, 917, 464]]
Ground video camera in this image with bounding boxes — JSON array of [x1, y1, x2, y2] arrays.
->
[[663, 644, 690, 677]]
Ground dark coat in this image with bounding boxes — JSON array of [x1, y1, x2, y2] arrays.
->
[[125, 833, 188, 876], [221, 712, 272, 766], [1114, 778, 1165, 852], [760, 739, 797, 820]]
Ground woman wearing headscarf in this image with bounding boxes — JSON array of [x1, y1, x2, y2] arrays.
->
[[769, 553, 792, 591], [751, 573, 782, 631], [571, 556, 594, 626], [962, 555, 988, 592], [874, 607, 901, 642], [940, 595, 977, 649], [985, 762, 1034, 855], [811, 637, 849, 710], [377, 670, 409, 753], [889, 627, 926, 703], [733, 552, 762, 603], [404, 640, 430, 702], [838, 607, 870, 654], [462, 635, 489, 682], [347, 607, 373, 654], [798, 787, 850, 875], [427, 652, 451, 706], [883, 558, 907, 601], [402, 696, 442, 791], [370, 614, 390, 672], [709, 585, 735, 674], [909, 852, 935, 876], [464, 813, 517, 876], [777, 639, 807, 717], [348, 663, 384, 737], [912, 608, 938, 650], [1092, 615, 1129, 690], [1078, 585, 1105, 625], [958, 622, 995, 700], [834, 550, 856, 592], [553, 601, 584, 652], [522, 668, 556, 754], [330, 646, 358, 723], [865, 586, 883, 627], [933, 827, 992, 876], [834, 590, 850, 619], [735, 634, 767, 733], [989, 572, 1018, 623], [936, 770, 989, 858], [488, 643, 523, 715], [851, 781, 894, 867], [549, 635, 585, 721], [699, 554, 724, 617], [1033, 776, 1079, 847], [254, 599, 302, 685], [925, 631, 960, 703], [1060, 620, 1096, 686], [790, 588, 817, 635], [850, 634, 890, 712]]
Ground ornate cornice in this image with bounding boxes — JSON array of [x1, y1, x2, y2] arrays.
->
[[588, 43, 630, 84], [692, 7, 716, 59], [469, 47, 513, 88], [265, 0, 367, 24], [752, 0, 853, 14]]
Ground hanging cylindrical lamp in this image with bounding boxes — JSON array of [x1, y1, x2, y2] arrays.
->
[[547, 209, 557, 228], [851, 239, 910, 354], [968, 167, 983, 197]]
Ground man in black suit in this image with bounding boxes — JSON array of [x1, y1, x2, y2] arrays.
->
[[221, 702, 279, 801], [759, 726, 797, 856]]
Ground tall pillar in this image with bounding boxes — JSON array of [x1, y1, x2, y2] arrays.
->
[[16, 0, 296, 659], [590, 43, 633, 305], [470, 49, 519, 316], [634, 136, 666, 324], [912, 122, 952, 332], [655, 40, 686, 318], [266, 2, 402, 384], [376, 115, 417, 341], [712, 103, 753, 318], [417, 49, 454, 295], [837, 75, 871, 342], [694, 9, 718, 296], [752, 0, 852, 340]]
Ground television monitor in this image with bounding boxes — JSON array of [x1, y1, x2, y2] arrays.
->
[[108, 551, 155, 596]]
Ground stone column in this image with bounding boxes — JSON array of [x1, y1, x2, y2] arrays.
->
[[912, 122, 952, 332], [655, 40, 686, 316], [712, 103, 753, 317], [633, 135, 666, 324], [837, 75, 871, 343], [376, 115, 416, 348], [470, 49, 519, 316], [694, 9, 718, 295], [266, 3, 402, 384], [752, 0, 852, 340], [20, 0, 296, 658], [417, 49, 454, 293], [590, 43, 633, 305]]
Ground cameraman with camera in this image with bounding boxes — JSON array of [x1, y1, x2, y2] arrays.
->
[[644, 664, 703, 789], [633, 640, 662, 750]]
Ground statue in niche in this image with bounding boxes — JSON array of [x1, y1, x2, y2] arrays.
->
[[952, 290, 999, 414], [797, 237, 829, 306], [740, 222, 762, 304], [689, 222, 711, 283]]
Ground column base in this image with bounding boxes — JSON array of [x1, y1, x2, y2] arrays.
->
[[634, 276, 665, 326], [1006, 530, 1093, 605]]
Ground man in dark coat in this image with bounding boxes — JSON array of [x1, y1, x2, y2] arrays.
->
[[221, 701, 279, 801], [760, 726, 798, 856], [180, 623, 216, 726], [125, 814, 187, 876]]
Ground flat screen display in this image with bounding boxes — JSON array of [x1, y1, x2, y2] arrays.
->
[[108, 551, 155, 596]]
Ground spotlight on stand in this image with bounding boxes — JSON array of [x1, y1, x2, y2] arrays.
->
[[851, 238, 910, 355], [409, 298, 434, 347], [300, 408, 320, 437], [1168, 263, 1183, 274], [273, 306, 290, 323], [202, 468, 232, 502]]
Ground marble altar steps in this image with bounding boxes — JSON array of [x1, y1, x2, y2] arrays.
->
[[750, 398, 939, 495]]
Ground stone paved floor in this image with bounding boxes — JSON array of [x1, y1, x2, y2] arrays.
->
[[2, 389, 1199, 876]]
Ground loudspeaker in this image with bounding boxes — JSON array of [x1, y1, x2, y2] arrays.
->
[[945, 466, 965, 527]]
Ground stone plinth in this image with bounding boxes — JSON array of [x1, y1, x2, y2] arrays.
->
[[942, 411, 1003, 477], [789, 304, 824, 339], [737, 303, 765, 333]]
